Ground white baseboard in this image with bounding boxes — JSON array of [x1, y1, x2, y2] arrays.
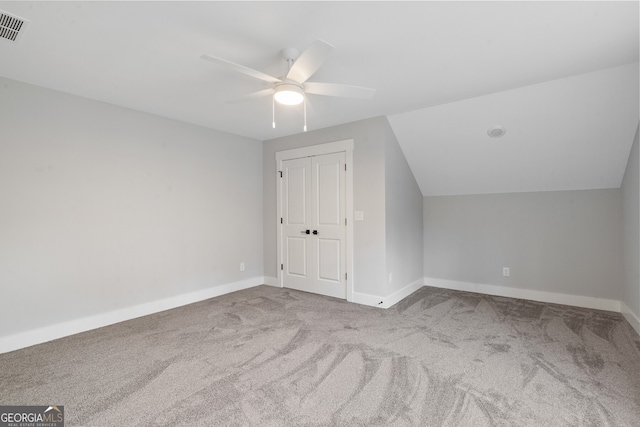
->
[[383, 278, 425, 308], [0, 277, 265, 355], [263, 276, 280, 287], [352, 278, 424, 309], [351, 291, 385, 308], [424, 277, 621, 312], [621, 302, 640, 337]]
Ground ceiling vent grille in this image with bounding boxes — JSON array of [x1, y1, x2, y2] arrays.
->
[[0, 11, 27, 42]]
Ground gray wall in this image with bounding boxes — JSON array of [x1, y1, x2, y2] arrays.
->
[[384, 120, 424, 293], [0, 77, 264, 336], [263, 117, 388, 296], [423, 189, 623, 300], [622, 124, 640, 316]]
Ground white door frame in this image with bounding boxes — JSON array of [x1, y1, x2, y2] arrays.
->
[[275, 139, 354, 302]]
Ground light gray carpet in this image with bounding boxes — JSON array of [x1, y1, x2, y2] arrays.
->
[[1, 285, 639, 426]]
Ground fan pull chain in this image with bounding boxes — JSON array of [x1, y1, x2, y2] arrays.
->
[[303, 96, 307, 132], [272, 96, 276, 129]]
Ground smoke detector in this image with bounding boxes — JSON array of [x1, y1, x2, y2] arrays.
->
[[487, 125, 507, 138], [0, 11, 27, 42]]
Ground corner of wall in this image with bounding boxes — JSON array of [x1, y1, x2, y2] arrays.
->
[[621, 121, 640, 320], [352, 278, 423, 309], [621, 301, 640, 337], [382, 118, 424, 298], [263, 276, 280, 287]]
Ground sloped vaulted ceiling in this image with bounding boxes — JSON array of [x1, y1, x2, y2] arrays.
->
[[388, 63, 639, 196]]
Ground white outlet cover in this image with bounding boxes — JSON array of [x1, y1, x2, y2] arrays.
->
[[355, 211, 364, 221]]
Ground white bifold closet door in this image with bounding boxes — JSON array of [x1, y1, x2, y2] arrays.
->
[[281, 152, 346, 299]]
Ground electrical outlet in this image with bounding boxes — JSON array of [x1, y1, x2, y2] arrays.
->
[[503, 267, 510, 277], [240, 263, 245, 272]]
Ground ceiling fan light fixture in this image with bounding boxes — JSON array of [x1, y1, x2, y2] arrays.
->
[[274, 83, 304, 105]]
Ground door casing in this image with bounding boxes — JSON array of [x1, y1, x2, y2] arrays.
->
[[275, 139, 354, 302]]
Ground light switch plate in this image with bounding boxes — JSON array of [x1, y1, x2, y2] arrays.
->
[[355, 211, 364, 221]]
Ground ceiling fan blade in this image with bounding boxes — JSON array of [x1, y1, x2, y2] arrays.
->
[[226, 88, 275, 104], [286, 39, 334, 83], [201, 54, 281, 84], [304, 82, 376, 99]]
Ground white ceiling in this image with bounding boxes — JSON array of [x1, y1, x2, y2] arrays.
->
[[0, 1, 638, 196]]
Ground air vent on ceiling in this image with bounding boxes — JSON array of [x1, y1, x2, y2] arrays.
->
[[0, 11, 27, 42], [487, 125, 507, 138]]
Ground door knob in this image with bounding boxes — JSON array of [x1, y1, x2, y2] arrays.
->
[[312, 230, 318, 235], [300, 230, 310, 235]]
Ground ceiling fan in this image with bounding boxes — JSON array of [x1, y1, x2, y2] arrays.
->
[[201, 39, 376, 130]]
